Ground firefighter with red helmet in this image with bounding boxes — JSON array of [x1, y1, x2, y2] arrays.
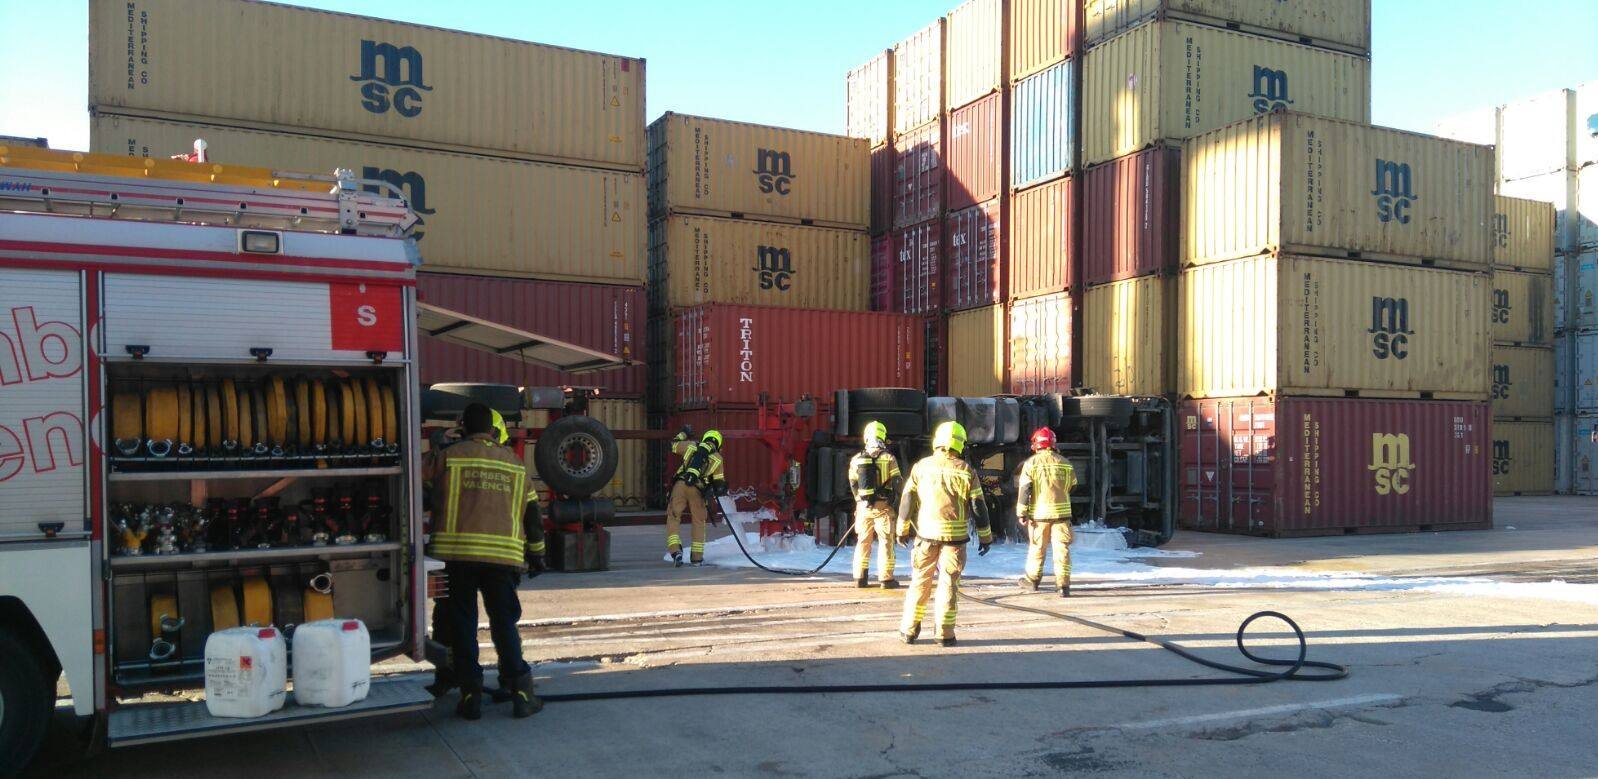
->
[[1016, 427, 1078, 597]]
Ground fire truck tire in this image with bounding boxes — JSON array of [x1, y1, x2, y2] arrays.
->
[[847, 388, 926, 414], [534, 415, 618, 499], [1066, 396, 1134, 429], [845, 410, 925, 439], [0, 627, 52, 777]]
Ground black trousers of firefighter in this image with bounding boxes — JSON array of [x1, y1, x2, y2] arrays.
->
[[443, 561, 529, 686]]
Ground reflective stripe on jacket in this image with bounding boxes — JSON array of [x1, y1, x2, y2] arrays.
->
[[897, 450, 992, 544], [425, 433, 543, 567], [1017, 450, 1076, 521], [847, 450, 902, 503], [673, 440, 726, 488]]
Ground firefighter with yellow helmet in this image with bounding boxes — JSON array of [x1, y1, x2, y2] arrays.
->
[[848, 420, 903, 588], [667, 428, 727, 566], [896, 420, 992, 646], [1016, 427, 1078, 597]]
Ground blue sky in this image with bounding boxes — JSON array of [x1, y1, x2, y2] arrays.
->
[[1, 0, 1595, 150]]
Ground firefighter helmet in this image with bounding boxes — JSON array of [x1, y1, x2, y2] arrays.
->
[[1030, 427, 1056, 451], [702, 429, 723, 450], [932, 421, 967, 454], [862, 420, 888, 448], [490, 409, 510, 445]]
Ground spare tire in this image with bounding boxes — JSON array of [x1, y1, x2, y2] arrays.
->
[[424, 383, 523, 421], [848, 388, 926, 413], [845, 410, 925, 439], [534, 415, 619, 498], [1072, 396, 1135, 429]]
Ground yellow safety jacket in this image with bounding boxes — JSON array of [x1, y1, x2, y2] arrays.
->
[[897, 450, 992, 544], [1017, 449, 1076, 521], [673, 438, 726, 491], [424, 433, 544, 568], [847, 450, 902, 504]]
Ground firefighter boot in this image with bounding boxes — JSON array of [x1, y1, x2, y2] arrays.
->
[[881, 579, 901, 590], [672, 551, 683, 567], [1060, 583, 1071, 598], [938, 635, 957, 648], [899, 624, 919, 644], [856, 577, 869, 588], [456, 679, 483, 721], [1019, 576, 1040, 593], [425, 666, 457, 698], [505, 671, 543, 719]]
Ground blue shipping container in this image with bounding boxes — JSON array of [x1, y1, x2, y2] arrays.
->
[[1011, 60, 1076, 190]]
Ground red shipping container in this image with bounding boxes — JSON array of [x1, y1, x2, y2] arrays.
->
[[1083, 146, 1181, 286], [946, 92, 1003, 211], [669, 407, 785, 497], [417, 272, 645, 396], [945, 199, 1003, 311], [923, 314, 947, 396], [673, 305, 925, 408], [1179, 397, 1492, 537], [893, 220, 943, 315], [1008, 291, 1073, 394], [1009, 175, 1074, 299], [870, 144, 895, 236], [870, 234, 896, 311], [893, 119, 944, 230]]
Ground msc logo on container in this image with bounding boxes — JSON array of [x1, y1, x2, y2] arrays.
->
[[1491, 363, 1513, 400], [753, 149, 795, 195], [351, 40, 433, 118], [1492, 212, 1511, 249], [754, 245, 796, 291], [1248, 66, 1294, 114], [1372, 160, 1419, 224], [361, 167, 436, 240], [1491, 439, 1513, 476], [1367, 296, 1414, 360], [1491, 288, 1513, 324], [1369, 433, 1415, 496]]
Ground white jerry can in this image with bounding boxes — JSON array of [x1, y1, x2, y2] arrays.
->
[[291, 619, 372, 708], [204, 626, 288, 718]]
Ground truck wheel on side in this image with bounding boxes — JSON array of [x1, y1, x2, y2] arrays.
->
[[1066, 396, 1135, 430], [534, 415, 619, 499], [0, 627, 52, 778], [847, 410, 925, 439], [847, 388, 926, 414]]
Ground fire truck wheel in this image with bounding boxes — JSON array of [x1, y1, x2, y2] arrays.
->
[[535, 415, 619, 498], [847, 388, 927, 414], [0, 627, 52, 777]]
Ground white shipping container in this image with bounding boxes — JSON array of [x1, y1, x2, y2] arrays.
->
[[1576, 81, 1598, 168], [1498, 88, 1576, 181], [1570, 414, 1598, 495], [1561, 250, 1598, 329], [1431, 106, 1500, 148], [894, 19, 945, 138], [1577, 329, 1598, 413], [1501, 171, 1577, 252], [1578, 165, 1598, 248], [1555, 413, 1572, 493], [847, 51, 894, 147]]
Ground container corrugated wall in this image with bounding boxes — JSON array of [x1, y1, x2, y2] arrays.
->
[[871, 145, 895, 235], [648, 215, 869, 312], [1011, 60, 1076, 190], [1009, 176, 1075, 299], [1500, 172, 1577, 252], [1083, 146, 1180, 285], [1567, 414, 1598, 494], [847, 50, 895, 147], [893, 120, 945, 229], [647, 113, 870, 228], [947, 93, 1004, 210], [1498, 88, 1576, 181], [945, 199, 1003, 312], [1559, 250, 1598, 329], [1178, 256, 1490, 399], [92, 113, 646, 284], [1491, 270, 1555, 346], [88, 0, 645, 170], [1494, 196, 1557, 272], [1010, 0, 1078, 83], [415, 273, 645, 396], [871, 235, 896, 311], [524, 400, 647, 503], [946, 0, 1004, 112], [1082, 21, 1371, 166], [1083, 276, 1171, 396], [1180, 397, 1492, 536], [1491, 345, 1555, 419], [673, 305, 924, 408], [1493, 420, 1556, 495], [1009, 292, 1074, 394], [1083, 0, 1372, 53], [893, 221, 943, 314], [894, 19, 946, 138], [1183, 113, 1493, 270], [948, 305, 1007, 396]]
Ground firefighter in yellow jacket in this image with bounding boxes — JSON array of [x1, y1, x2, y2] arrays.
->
[[424, 403, 545, 721], [896, 421, 992, 646], [667, 428, 727, 566], [1017, 427, 1078, 597], [848, 420, 903, 589]]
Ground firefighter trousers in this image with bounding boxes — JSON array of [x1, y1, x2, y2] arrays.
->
[[666, 480, 708, 562], [900, 539, 967, 640], [852, 501, 897, 583], [1023, 520, 1072, 589], [444, 562, 529, 687]]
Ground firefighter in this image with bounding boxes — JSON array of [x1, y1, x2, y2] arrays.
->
[[666, 428, 727, 566], [424, 403, 546, 720], [848, 420, 903, 589], [896, 421, 992, 647], [1016, 427, 1078, 597]]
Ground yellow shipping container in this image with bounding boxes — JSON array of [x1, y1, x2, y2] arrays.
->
[[846, 50, 894, 148], [1082, 276, 1173, 396], [1493, 196, 1557, 272], [1009, 0, 1073, 83], [523, 400, 648, 505], [647, 113, 870, 229], [1179, 256, 1489, 400], [1492, 420, 1555, 495], [948, 305, 1006, 396], [946, 0, 1004, 111], [1082, 20, 1370, 166], [1491, 345, 1555, 419], [1491, 270, 1556, 346], [1084, 0, 1372, 54], [92, 114, 645, 284], [1184, 113, 1494, 271], [894, 19, 945, 137], [648, 215, 870, 311], [88, 0, 644, 171]]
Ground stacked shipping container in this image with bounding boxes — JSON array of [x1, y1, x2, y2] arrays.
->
[[86, 0, 653, 499]]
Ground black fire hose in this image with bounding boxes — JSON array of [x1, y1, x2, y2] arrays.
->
[[709, 494, 857, 576]]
